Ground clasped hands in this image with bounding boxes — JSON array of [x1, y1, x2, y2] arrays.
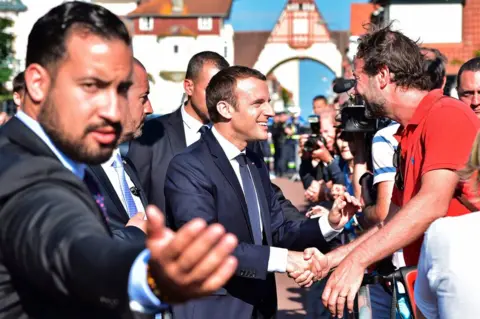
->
[[288, 193, 362, 287]]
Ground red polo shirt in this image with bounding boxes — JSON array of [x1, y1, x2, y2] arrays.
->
[[391, 89, 480, 266]]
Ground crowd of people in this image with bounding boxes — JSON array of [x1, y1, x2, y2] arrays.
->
[[1, 2, 480, 319]]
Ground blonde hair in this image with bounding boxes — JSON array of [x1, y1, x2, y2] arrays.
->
[[458, 131, 480, 198]]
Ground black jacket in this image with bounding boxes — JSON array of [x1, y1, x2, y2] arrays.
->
[[0, 118, 144, 318]]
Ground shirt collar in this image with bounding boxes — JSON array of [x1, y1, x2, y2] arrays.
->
[[211, 126, 245, 161], [181, 103, 204, 133], [101, 148, 121, 169], [16, 110, 86, 179], [407, 89, 444, 126]]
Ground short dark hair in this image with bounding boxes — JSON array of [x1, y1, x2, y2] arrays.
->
[[26, 1, 131, 73], [313, 95, 327, 104], [206, 66, 266, 123], [457, 57, 480, 88], [185, 51, 229, 81], [12, 71, 25, 93], [356, 24, 431, 91], [421, 47, 447, 90]]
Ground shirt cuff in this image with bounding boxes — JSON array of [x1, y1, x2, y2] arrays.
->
[[267, 247, 288, 273], [128, 249, 170, 313], [318, 216, 343, 242]]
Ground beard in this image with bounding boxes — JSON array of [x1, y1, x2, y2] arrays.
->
[[38, 94, 121, 165], [363, 96, 387, 119]]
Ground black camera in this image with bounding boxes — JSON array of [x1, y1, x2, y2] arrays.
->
[[303, 115, 327, 153]]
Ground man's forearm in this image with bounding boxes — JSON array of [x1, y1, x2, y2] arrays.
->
[[327, 225, 380, 267], [351, 192, 447, 267]]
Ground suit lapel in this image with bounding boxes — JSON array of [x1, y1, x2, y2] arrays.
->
[[87, 165, 129, 221], [204, 131, 256, 241], [166, 107, 187, 155], [123, 158, 148, 208], [246, 150, 272, 245]]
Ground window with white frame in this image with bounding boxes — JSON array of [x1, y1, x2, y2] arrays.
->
[[139, 17, 154, 31], [198, 17, 213, 31]]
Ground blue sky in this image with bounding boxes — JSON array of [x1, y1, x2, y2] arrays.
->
[[226, 0, 368, 117]]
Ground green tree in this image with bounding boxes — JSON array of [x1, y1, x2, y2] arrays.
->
[[0, 17, 14, 97]]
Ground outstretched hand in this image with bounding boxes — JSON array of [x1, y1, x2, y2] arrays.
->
[[328, 193, 362, 230], [146, 205, 238, 303]]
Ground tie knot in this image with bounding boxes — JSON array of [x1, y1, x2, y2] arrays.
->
[[198, 125, 210, 135], [236, 153, 248, 167], [112, 153, 123, 169]]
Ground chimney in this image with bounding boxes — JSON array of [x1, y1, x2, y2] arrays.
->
[[172, 0, 184, 13]]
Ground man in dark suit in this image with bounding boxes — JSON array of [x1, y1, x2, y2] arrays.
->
[[128, 52, 304, 223], [0, 2, 240, 318], [88, 58, 153, 241], [164, 66, 360, 319]]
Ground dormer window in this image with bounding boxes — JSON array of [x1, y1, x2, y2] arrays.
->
[[198, 17, 213, 31], [139, 17, 154, 31]]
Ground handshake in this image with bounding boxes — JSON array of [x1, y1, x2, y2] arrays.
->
[[286, 248, 330, 287]]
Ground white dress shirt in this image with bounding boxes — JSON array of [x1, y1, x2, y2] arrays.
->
[[101, 149, 145, 215], [211, 127, 341, 273], [181, 104, 205, 146]]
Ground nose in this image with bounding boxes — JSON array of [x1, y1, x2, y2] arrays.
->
[[144, 99, 153, 115], [99, 90, 123, 124], [264, 101, 274, 118], [471, 92, 480, 108]]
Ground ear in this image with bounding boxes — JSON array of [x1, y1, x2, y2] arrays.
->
[[377, 65, 390, 89], [25, 64, 51, 104], [12, 92, 21, 107], [216, 101, 234, 120], [184, 79, 194, 97]]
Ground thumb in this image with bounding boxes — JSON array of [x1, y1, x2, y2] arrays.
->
[[304, 248, 316, 260], [146, 205, 166, 239]]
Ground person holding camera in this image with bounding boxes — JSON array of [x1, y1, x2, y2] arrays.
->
[[299, 114, 344, 207]]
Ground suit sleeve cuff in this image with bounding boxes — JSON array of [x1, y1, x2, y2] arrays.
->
[[318, 216, 343, 242], [128, 249, 170, 313], [267, 247, 288, 273]]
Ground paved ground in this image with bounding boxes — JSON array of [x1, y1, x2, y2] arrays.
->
[[271, 177, 312, 318]]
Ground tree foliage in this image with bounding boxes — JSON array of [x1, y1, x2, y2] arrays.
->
[[0, 17, 14, 94]]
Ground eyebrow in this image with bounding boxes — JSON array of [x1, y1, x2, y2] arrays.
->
[[251, 98, 271, 104]]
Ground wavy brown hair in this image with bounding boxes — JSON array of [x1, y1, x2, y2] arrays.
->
[[458, 132, 480, 200]]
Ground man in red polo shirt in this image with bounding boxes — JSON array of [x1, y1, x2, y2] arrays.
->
[[312, 25, 480, 317]]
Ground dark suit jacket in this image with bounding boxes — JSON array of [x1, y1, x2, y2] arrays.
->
[[164, 130, 331, 319], [87, 157, 148, 241], [0, 118, 144, 319], [128, 107, 305, 222]]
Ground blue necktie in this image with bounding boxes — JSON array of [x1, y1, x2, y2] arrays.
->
[[198, 124, 211, 135], [112, 154, 138, 217], [236, 154, 262, 245]]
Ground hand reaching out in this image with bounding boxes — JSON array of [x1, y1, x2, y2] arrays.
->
[[287, 248, 331, 287], [305, 205, 329, 219], [328, 193, 362, 230], [146, 205, 238, 303]]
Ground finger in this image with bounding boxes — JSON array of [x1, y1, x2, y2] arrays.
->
[[322, 277, 333, 307], [288, 270, 302, 279], [347, 289, 357, 315], [298, 271, 315, 287], [304, 248, 316, 260], [336, 290, 350, 318], [182, 233, 238, 282], [327, 288, 340, 316], [160, 218, 209, 261], [175, 224, 231, 273], [198, 256, 238, 296], [294, 270, 311, 286], [146, 205, 166, 239]]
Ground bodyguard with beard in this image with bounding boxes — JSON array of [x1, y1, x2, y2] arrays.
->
[[0, 2, 239, 318], [87, 58, 153, 241], [305, 25, 480, 317]]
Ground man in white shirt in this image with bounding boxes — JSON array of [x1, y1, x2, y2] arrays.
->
[[88, 58, 153, 239]]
